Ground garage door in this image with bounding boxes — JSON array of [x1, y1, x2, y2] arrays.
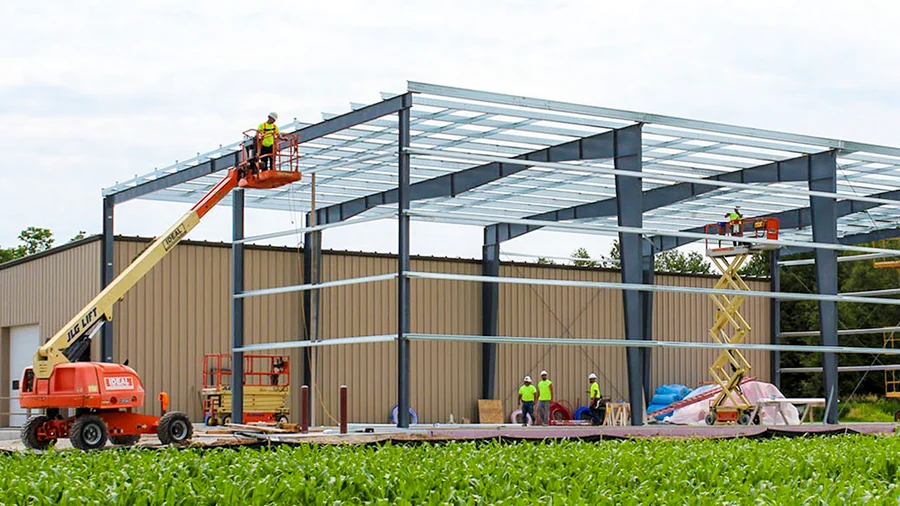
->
[[9, 325, 40, 427]]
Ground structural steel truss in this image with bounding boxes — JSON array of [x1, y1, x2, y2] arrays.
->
[[99, 82, 900, 426]]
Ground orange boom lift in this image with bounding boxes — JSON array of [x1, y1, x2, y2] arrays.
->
[[18, 131, 302, 450]]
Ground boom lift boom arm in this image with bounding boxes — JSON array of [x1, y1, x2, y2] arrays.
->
[[33, 169, 241, 379]]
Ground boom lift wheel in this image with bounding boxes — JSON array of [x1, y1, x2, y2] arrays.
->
[[158, 412, 193, 445], [705, 411, 717, 426], [221, 415, 231, 426], [71, 415, 108, 450], [276, 414, 289, 425], [21, 415, 52, 451], [110, 434, 141, 446], [737, 413, 752, 426]]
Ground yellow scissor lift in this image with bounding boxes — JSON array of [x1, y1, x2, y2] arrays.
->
[[872, 253, 900, 401], [704, 216, 780, 425]]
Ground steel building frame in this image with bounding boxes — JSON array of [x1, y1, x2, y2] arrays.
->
[[100, 82, 900, 426]]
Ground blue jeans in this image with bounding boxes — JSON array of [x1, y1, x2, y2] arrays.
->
[[521, 401, 534, 425]]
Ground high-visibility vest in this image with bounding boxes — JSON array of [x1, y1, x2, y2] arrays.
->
[[590, 382, 600, 400], [728, 212, 741, 222], [519, 384, 537, 402], [538, 379, 552, 401], [258, 122, 279, 147]]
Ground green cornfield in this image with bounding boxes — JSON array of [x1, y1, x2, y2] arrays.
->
[[2, 435, 899, 505]]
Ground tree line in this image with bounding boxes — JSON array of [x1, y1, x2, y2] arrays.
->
[[0, 227, 85, 264]]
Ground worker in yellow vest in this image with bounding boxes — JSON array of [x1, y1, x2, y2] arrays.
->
[[725, 206, 743, 246], [518, 376, 537, 427], [256, 112, 280, 171], [536, 370, 553, 426], [587, 373, 602, 425]]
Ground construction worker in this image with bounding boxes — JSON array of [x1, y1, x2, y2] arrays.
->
[[518, 376, 537, 427], [725, 206, 743, 246], [587, 373, 603, 426], [536, 370, 553, 426], [256, 112, 280, 171]]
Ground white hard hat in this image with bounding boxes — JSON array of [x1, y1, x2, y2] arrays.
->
[[588, 373, 597, 380], [540, 370, 548, 376], [268, 112, 278, 120], [524, 376, 532, 383]]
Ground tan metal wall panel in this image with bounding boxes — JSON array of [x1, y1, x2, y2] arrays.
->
[[0, 237, 773, 426], [495, 265, 627, 417], [113, 240, 304, 421], [0, 240, 100, 424], [0, 240, 100, 334], [312, 255, 481, 425]]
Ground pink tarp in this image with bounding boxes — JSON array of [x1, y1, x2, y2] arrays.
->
[[664, 381, 800, 425]]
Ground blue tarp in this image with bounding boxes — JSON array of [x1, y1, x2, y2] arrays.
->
[[647, 384, 692, 420]]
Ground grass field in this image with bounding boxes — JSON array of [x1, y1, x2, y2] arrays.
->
[[2, 435, 899, 505]]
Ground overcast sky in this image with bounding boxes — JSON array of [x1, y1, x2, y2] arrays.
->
[[3, 1, 900, 262]]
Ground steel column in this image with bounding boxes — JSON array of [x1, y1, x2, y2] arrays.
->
[[481, 239, 500, 399], [641, 243, 654, 403], [100, 197, 115, 362], [397, 106, 412, 428], [613, 125, 645, 425], [231, 188, 245, 424], [770, 249, 781, 389], [301, 215, 320, 428], [809, 151, 839, 424]]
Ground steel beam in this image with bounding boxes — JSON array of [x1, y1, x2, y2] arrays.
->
[[397, 107, 412, 428], [653, 152, 888, 255], [481, 240, 500, 400], [770, 249, 781, 389], [100, 197, 114, 362], [231, 188, 245, 424], [612, 125, 645, 425], [781, 227, 900, 256], [107, 94, 412, 205], [316, 124, 637, 225], [489, 153, 817, 245], [809, 151, 839, 424]]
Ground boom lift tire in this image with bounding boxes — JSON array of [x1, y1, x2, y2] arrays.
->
[[21, 415, 52, 450], [71, 415, 108, 450], [110, 434, 141, 446], [275, 414, 290, 425], [221, 415, 231, 426], [158, 412, 193, 445]]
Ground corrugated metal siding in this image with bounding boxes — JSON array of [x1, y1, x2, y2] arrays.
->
[[313, 255, 481, 425], [0, 240, 100, 337], [1, 238, 771, 425], [113, 240, 305, 421]]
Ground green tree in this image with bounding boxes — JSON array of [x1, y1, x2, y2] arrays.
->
[[654, 249, 712, 274], [571, 247, 600, 268], [738, 253, 771, 278], [18, 227, 54, 255], [69, 231, 87, 243], [0, 227, 57, 264]]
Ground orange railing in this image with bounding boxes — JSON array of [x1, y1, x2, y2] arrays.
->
[[704, 217, 780, 252], [239, 128, 302, 175], [202, 353, 290, 389]]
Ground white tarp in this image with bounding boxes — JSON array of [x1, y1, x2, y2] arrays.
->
[[664, 381, 800, 425]]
